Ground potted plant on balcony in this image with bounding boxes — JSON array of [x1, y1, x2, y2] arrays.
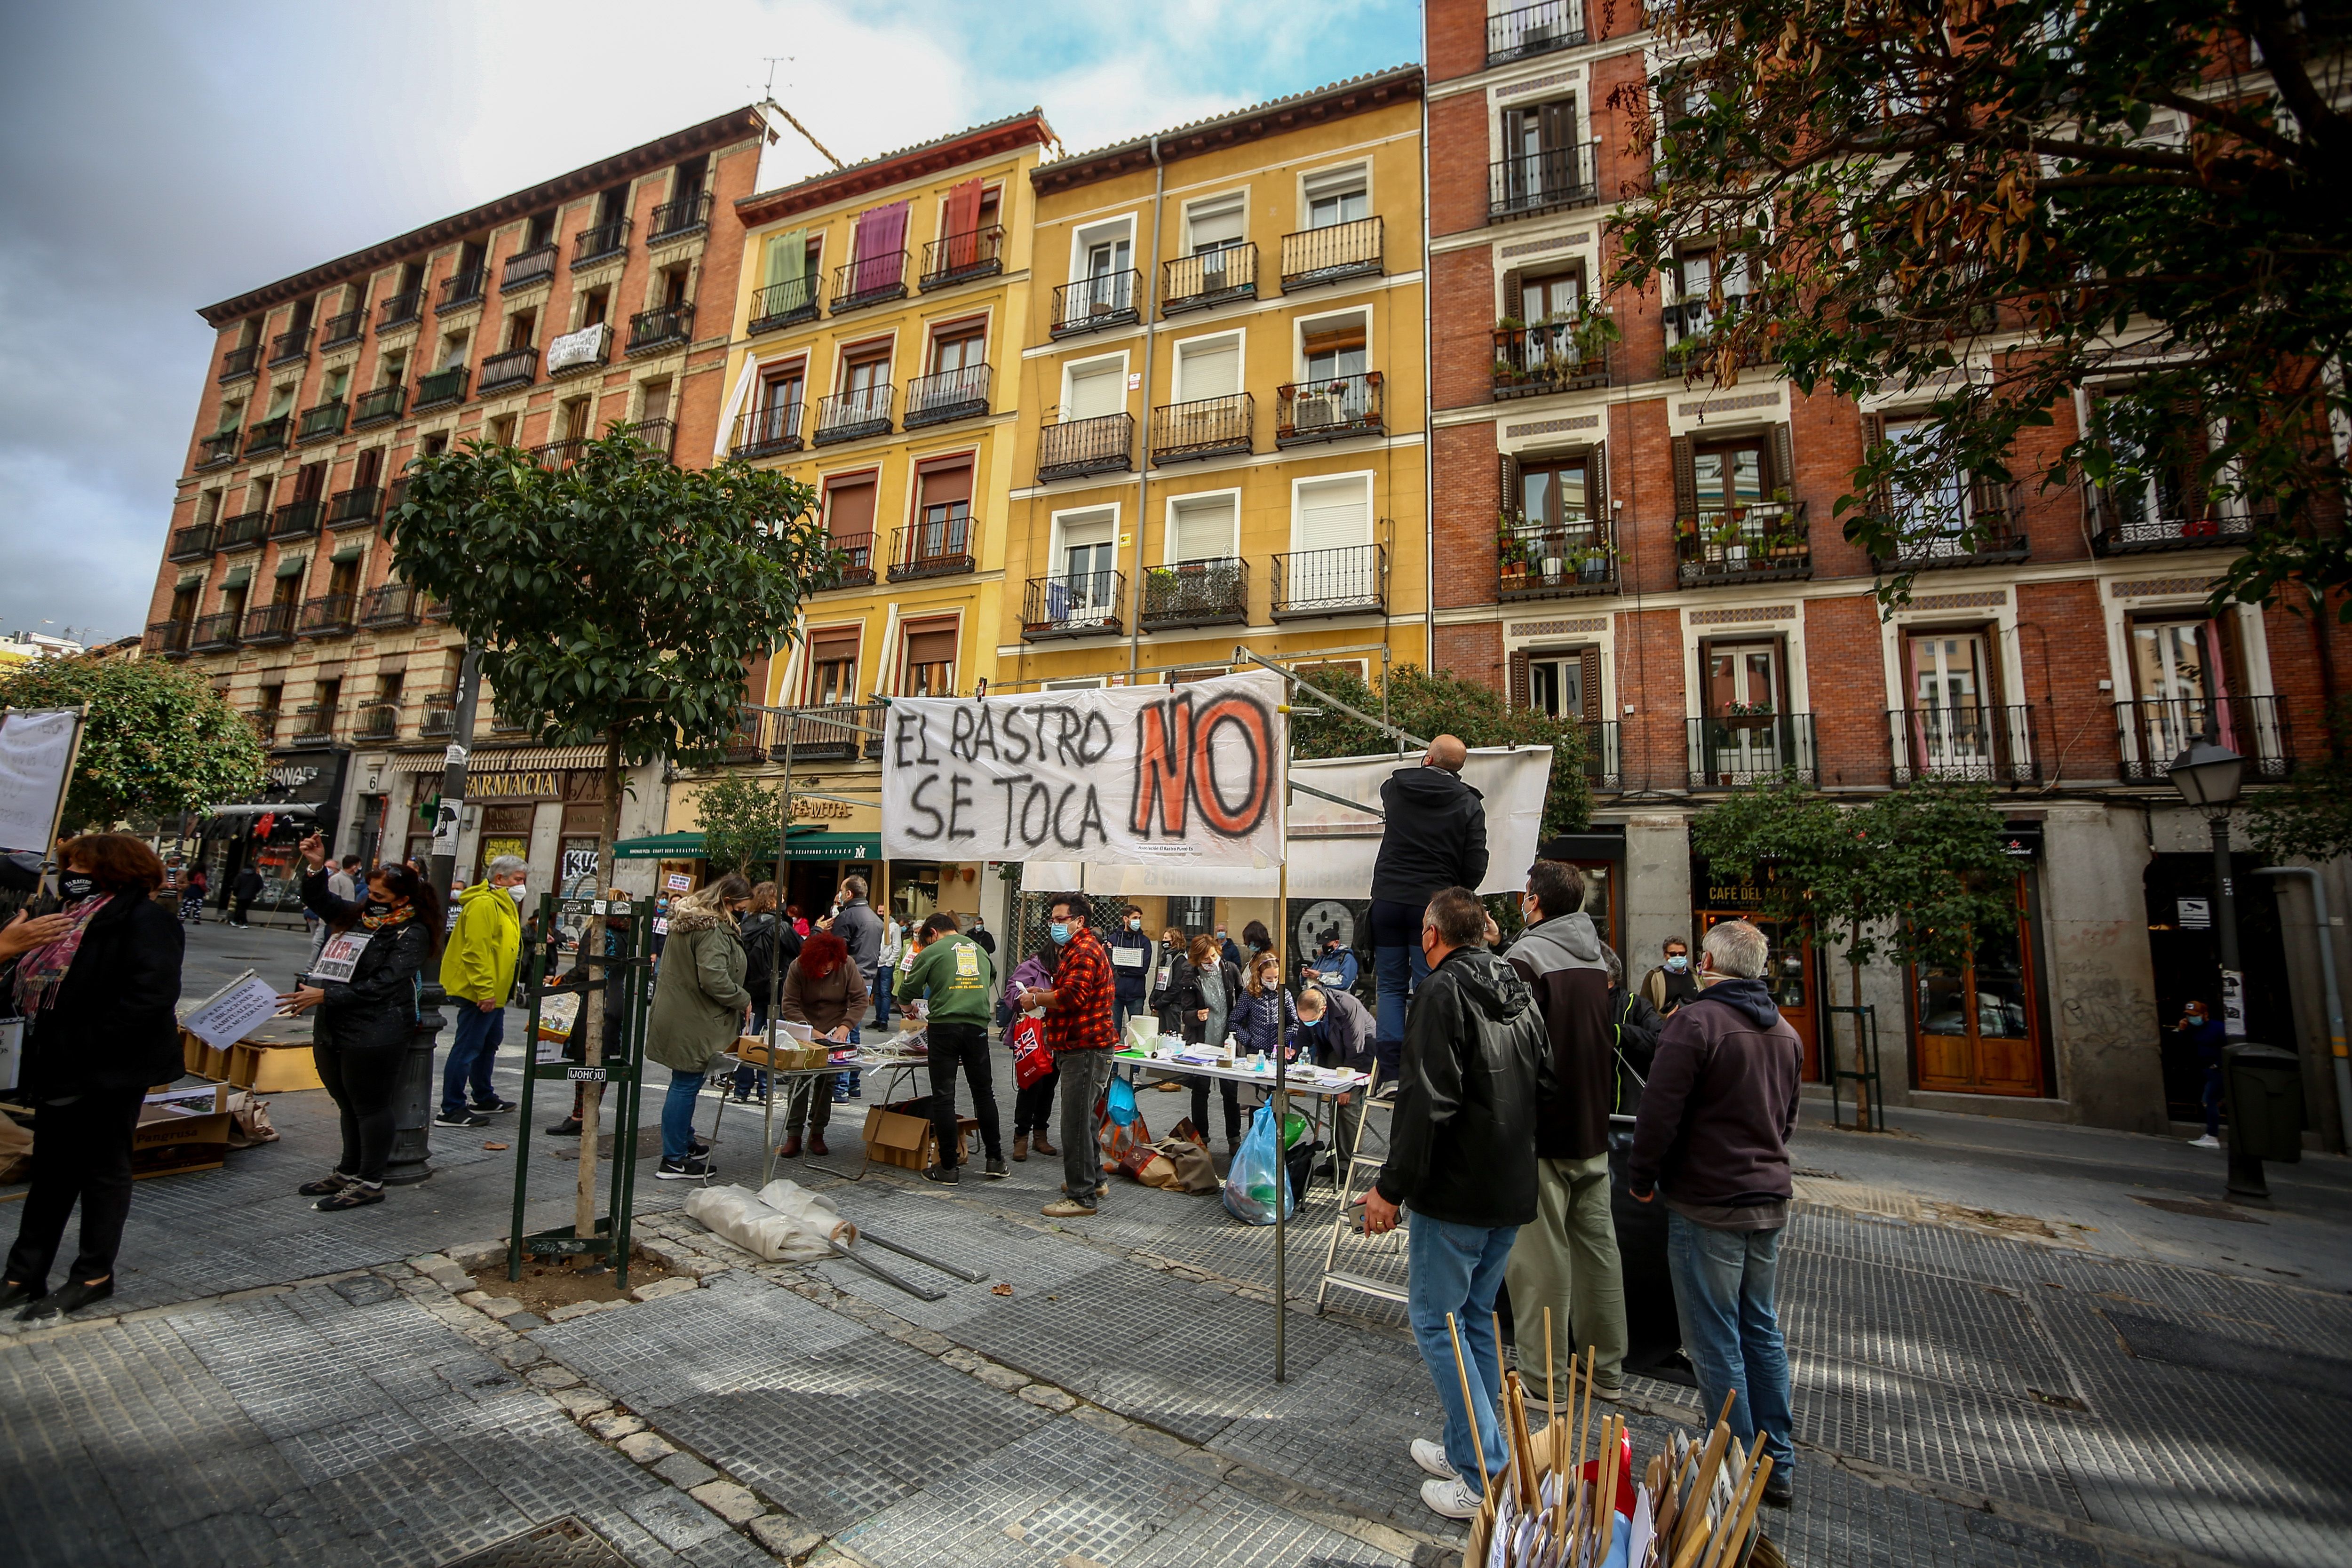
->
[[1568, 306, 1621, 368], [1496, 514, 1530, 592], [1577, 538, 1616, 584]]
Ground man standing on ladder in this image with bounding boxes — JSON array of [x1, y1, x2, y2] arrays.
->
[[1366, 735, 1487, 1084]]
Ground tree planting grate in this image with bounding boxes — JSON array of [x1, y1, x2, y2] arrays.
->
[[436, 1515, 627, 1568]]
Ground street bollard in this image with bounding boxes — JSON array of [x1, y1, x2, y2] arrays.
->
[[2220, 1042, 2305, 1203], [384, 991, 447, 1185]]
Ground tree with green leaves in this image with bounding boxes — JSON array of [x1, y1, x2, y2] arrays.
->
[[692, 770, 784, 881], [388, 430, 826, 1239], [1610, 0, 2352, 611], [2250, 699, 2352, 862], [0, 652, 266, 836]]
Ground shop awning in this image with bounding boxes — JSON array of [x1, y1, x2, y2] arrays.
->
[[611, 829, 880, 861], [392, 744, 616, 773]]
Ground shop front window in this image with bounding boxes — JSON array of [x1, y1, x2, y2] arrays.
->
[[1913, 876, 2043, 1095]]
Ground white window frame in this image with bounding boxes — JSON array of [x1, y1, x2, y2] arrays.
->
[[1047, 501, 1121, 576], [1068, 214, 1138, 284], [1043, 676, 1109, 691], [1292, 305, 1375, 381], [1170, 328, 1247, 404], [1057, 350, 1131, 422], [1180, 190, 1251, 253], [1161, 486, 1244, 565], [1296, 160, 1373, 228], [1287, 469, 1376, 554]]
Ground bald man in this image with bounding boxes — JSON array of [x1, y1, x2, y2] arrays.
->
[[1366, 733, 1489, 1080]]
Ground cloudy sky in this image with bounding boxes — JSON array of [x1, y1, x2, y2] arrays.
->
[[0, 0, 1420, 646]]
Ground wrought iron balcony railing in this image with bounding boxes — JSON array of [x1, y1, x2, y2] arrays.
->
[[1676, 501, 1811, 586], [628, 301, 693, 354], [144, 619, 192, 657], [352, 702, 399, 741], [270, 500, 323, 540], [747, 274, 822, 333], [1022, 572, 1125, 640], [1036, 413, 1133, 482], [1582, 720, 1624, 791], [1688, 713, 1818, 788], [815, 386, 894, 445], [1271, 542, 1386, 619], [1661, 297, 1770, 374], [218, 508, 268, 550], [359, 583, 421, 628], [477, 345, 536, 393], [1499, 515, 1616, 599], [823, 532, 876, 589], [1492, 322, 1609, 398], [352, 384, 405, 427], [1162, 245, 1257, 315], [1276, 372, 1383, 446], [922, 226, 1005, 289], [414, 366, 469, 409], [219, 345, 259, 383], [421, 691, 461, 736], [2090, 504, 2261, 557], [296, 401, 347, 443], [320, 308, 365, 349], [1889, 705, 2039, 785], [1141, 557, 1249, 630], [1489, 0, 1588, 63], [1867, 483, 2031, 571], [269, 326, 311, 366], [167, 523, 216, 561], [1280, 216, 1383, 289], [890, 516, 976, 581], [732, 401, 805, 459], [437, 268, 486, 313], [292, 704, 339, 744], [378, 289, 422, 329], [625, 417, 677, 457], [573, 217, 630, 267], [1051, 270, 1140, 336], [649, 190, 711, 240], [832, 252, 908, 313], [244, 416, 291, 456], [532, 437, 588, 470], [1490, 143, 1600, 221], [242, 603, 298, 645], [501, 244, 556, 292], [198, 431, 241, 468], [546, 321, 611, 377], [749, 700, 887, 763], [2116, 695, 2293, 782], [296, 593, 356, 638], [904, 365, 991, 428], [326, 486, 381, 527], [1150, 393, 1253, 463], [191, 612, 241, 651]]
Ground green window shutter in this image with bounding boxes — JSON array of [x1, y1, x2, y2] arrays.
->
[[275, 555, 308, 579], [222, 565, 253, 589], [331, 541, 366, 563], [766, 228, 807, 289], [175, 572, 203, 591]]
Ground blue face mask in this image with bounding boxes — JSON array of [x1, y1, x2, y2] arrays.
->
[[1665, 955, 1689, 973], [1048, 922, 1072, 945]]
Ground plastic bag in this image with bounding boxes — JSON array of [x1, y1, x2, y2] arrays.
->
[[1105, 1073, 1138, 1126], [1221, 1104, 1294, 1226], [1009, 1016, 1054, 1089]]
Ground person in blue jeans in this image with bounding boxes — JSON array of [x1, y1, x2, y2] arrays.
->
[[1365, 736, 1487, 1082], [2176, 999, 2227, 1148], [1626, 918, 1801, 1507], [644, 874, 754, 1179], [1359, 887, 1548, 1522]]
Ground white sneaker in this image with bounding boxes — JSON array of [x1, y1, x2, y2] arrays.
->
[[2190, 1134, 2221, 1149], [1422, 1476, 1483, 1520], [1410, 1438, 1457, 1480]]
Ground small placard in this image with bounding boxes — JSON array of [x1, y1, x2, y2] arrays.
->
[[2177, 896, 2211, 930], [666, 873, 692, 891], [310, 929, 371, 984], [567, 1066, 608, 1082]]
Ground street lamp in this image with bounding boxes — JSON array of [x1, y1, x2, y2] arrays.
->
[[2167, 727, 2268, 1197]]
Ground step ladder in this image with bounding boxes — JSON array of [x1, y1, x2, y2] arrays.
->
[[1315, 1064, 1409, 1313]]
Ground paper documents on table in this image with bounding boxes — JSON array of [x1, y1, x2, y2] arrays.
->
[[772, 1019, 815, 1043]]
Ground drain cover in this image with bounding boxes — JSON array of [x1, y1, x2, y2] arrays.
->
[[438, 1517, 628, 1568]]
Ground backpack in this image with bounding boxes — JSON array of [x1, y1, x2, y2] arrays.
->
[[740, 918, 779, 995]]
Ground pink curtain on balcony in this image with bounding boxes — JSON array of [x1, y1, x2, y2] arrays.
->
[[850, 200, 909, 296], [943, 180, 982, 269]]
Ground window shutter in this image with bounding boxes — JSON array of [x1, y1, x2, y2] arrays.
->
[[1500, 268, 1524, 321], [1499, 450, 1522, 519], [1508, 650, 1531, 710], [1178, 337, 1240, 400], [943, 180, 983, 269], [1589, 445, 1609, 523], [1579, 648, 1604, 718], [766, 229, 807, 289], [1858, 411, 1888, 515], [2171, 396, 2210, 518], [1065, 361, 1122, 420], [1171, 494, 1239, 561], [1296, 476, 1373, 551], [1770, 423, 1796, 497], [825, 477, 877, 540], [275, 554, 308, 580], [1671, 435, 1697, 519], [904, 627, 957, 665], [917, 460, 974, 509]]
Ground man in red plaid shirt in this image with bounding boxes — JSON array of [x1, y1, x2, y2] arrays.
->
[[1028, 891, 1116, 1217]]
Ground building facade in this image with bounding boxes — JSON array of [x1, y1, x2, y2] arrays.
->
[[140, 109, 768, 909], [1427, 0, 2350, 1140]]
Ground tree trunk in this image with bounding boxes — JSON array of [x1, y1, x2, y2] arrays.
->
[[574, 729, 623, 1244]]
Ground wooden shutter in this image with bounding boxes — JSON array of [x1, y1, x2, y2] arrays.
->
[[2172, 396, 2209, 519], [1589, 445, 1610, 525], [1500, 268, 1524, 321], [1508, 650, 1531, 710], [1770, 423, 1796, 497], [917, 459, 974, 510], [904, 625, 957, 664], [824, 475, 877, 540], [1580, 648, 1604, 718], [944, 179, 983, 268], [1858, 411, 1888, 515], [1499, 450, 1523, 518], [1671, 435, 1698, 519]]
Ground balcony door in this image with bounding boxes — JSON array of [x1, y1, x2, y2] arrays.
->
[[1057, 512, 1117, 624], [1705, 639, 1787, 779], [326, 558, 359, 601], [2130, 615, 2233, 765], [1883, 417, 1971, 551], [1906, 630, 1997, 776], [913, 461, 972, 567], [1304, 166, 1369, 229], [1083, 234, 1131, 315], [1062, 358, 1123, 423], [805, 629, 859, 707], [1502, 98, 1578, 204]]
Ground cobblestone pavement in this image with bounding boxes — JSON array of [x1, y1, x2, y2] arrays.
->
[[1, 920, 2345, 1566]]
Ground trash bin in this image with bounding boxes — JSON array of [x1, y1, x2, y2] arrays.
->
[[2223, 1043, 2306, 1164]]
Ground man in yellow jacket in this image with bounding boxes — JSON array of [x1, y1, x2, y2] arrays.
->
[[435, 855, 528, 1129]]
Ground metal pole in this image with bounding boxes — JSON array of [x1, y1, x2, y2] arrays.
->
[[1273, 707, 1291, 1384], [763, 722, 795, 1188], [387, 646, 479, 1184], [426, 646, 482, 906], [2257, 866, 2352, 1153], [1232, 645, 1428, 751], [2212, 814, 2245, 1039]]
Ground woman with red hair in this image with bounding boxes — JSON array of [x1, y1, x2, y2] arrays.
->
[[775, 929, 865, 1158]]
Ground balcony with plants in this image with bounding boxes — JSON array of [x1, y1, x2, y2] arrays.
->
[[1275, 372, 1383, 446], [1489, 143, 1600, 222], [1492, 310, 1615, 398], [1687, 712, 1819, 787], [1021, 570, 1125, 640], [628, 301, 693, 354], [1675, 498, 1810, 585], [191, 612, 242, 652], [1499, 511, 1617, 598], [1141, 557, 1248, 630], [291, 704, 339, 745], [352, 702, 400, 742]]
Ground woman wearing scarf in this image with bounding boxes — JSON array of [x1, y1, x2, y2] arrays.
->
[[0, 835, 184, 1320], [646, 874, 754, 1179], [1182, 933, 1246, 1151], [276, 830, 445, 1212], [774, 928, 866, 1158]]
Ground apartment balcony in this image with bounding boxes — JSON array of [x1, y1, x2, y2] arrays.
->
[[167, 523, 216, 562], [352, 384, 406, 428], [2090, 504, 2262, 557], [1582, 720, 1624, 791], [1151, 393, 1253, 464], [477, 345, 535, 395], [326, 486, 381, 527], [625, 417, 677, 457], [2116, 695, 2294, 782], [1276, 372, 1383, 446], [628, 301, 693, 354], [904, 364, 991, 428], [490, 708, 531, 736], [1280, 217, 1383, 290], [1688, 713, 1818, 788], [823, 531, 876, 589], [1500, 515, 1617, 598], [352, 702, 399, 742], [197, 431, 241, 469], [297, 593, 356, 638], [814, 386, 894, 446], [1867, 489, 2031, 572], [191, 612, 242, 652], [889, 516, 976, 581], [1051, 270, 1140, 336], [1490, 144, 1601, 222], [1162, 245, 1257, 316], [321, 308, 365, 349], [218, 508, 269, 550], [832, 252, 908, 314], [747, 274, 822, 334], [547, 321, 612, 377], [1489, 0, 1588, 62], [1493, 323, 1609, 398], [144, 619, 192, 657], [291, 704, 338, 745], [1141, 557, 1249, 631], [242, 603, 297, 645], [760, 700, 886, 763], [437, 268, 486, 313], [269, 326, 311, 366], [359, 583, 421, 628], [421, 691, 461, 736], [244, 416, 291, 456], [1022, 571, 1124, 640], [574, 217, 630, 267], [270, 500, 323, 541], [1036, 413, 1133, 482], [731, 401, 805, 459], [1676, 501, 1811, 586], [650, 191, 711, 241], [296, 400, 347, 444], [385, 477, 410, 520], [1271, 543, 1386, 620], [533, 436, 588, 470], [1662, 298, 1771, 375], [219, 345, 259, 383], [414, 366, 469, 410], [378, 289, 422, 329], [501, 244, 556, 293], [1888, 705, 2039, 785], [922, 225, 1005, 289]]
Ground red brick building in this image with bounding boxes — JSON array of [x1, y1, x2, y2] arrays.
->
[[138, 108, 769, 911], [1426, 0, 2348, 1139]]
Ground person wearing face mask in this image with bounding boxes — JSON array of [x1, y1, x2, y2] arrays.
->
[[1108, 904, 1152, 1034], [1180, 934, 1247, 1149], [0, 835, 184, 1321], [278, 831, 446, 1213], [1642, 937, 1701, 1016], [1216, 924, 1243, 972], [2175, 998, 2227, 1149], [1029, 892, 1117, 1218], [1302, 934, 1361, 995], [646, 875, 754, 1178], [999, 945, 1061, 1161], [433, 854, 529, 1129]]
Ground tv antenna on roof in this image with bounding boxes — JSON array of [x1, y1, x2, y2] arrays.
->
[[759, 57, 844, 170]]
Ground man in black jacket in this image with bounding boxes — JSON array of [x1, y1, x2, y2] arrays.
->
[[1362, 886, 1547, 1521], [1107, 903, 1152, 1035], [1367, 736, 1486, 1081]]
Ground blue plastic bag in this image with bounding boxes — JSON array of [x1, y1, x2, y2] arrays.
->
[[1220, 1105, 1294, 1226], [1106, 1074, 1138, 1127]]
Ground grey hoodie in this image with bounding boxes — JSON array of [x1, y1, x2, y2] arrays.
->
[[1503, 910, 1615, 1160], [1505, 911, 1606, 976], [831, 896, 883, 977]]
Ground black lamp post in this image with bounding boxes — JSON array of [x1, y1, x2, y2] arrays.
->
[[2166, 725, 2263, 1194]]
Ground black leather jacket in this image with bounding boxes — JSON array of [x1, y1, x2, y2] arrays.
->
[[301, 867, 433, 1050], [1375, 944, 1550, 1228]]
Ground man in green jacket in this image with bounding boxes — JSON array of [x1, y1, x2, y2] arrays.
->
[[436, 855, 527, 1128], [897, 911, 1003, 1184]]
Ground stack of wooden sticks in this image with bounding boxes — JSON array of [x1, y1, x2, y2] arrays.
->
[[1449, 1309, 1781, 1568]]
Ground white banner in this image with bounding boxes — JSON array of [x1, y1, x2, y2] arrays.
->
[[882, 672, 1286, 867], [0, 707, 81, 854]]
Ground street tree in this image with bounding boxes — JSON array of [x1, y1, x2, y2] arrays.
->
[[693, 770, 785, 882], [2250, 700, 2352, 863], [388, 430, 826, 1239], [0, 651, 266, 835], [1609, 0, 2352, 611]]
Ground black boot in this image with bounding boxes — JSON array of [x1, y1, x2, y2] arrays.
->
[[20, 1277, 111, 1320]]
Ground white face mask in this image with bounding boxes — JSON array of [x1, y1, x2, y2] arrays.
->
[[508, 883, 529, 903]]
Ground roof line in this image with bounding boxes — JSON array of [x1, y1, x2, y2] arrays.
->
[[735, 108, 1057, 225]]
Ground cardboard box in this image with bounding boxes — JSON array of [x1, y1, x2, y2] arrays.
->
[[131, 1101, 232, 1179], [860, 1097, 977, 1171], [736, 1036, 828, 1071], [228, 1040, 322, 1093]]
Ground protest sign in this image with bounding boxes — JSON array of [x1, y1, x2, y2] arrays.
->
[[881, 671, 1286, 867], [180, 969, 286, 1051], [0, 708, 82, 855]]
